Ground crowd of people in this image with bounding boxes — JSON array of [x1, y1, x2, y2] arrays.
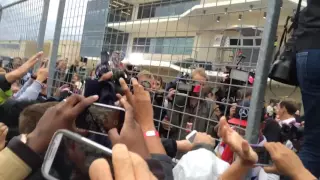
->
[[0, 49, 315, 180], [0, 1, 319, 178]]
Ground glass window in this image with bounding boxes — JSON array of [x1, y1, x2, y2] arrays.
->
[[230, 39, 241, 46], [138, 0, 200, 19], [156, 38, 164, 54], [159, 38, 174, 54], [149, 38, 157, 53], [255, 39, 262, 46], [108, 0, 133, 23], [243, 39, 254, 46], [133, 37, 194, 55], [103, 28, 129, 53]]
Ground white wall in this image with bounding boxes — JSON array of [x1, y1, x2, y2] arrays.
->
[[194, 32, 217, 62]]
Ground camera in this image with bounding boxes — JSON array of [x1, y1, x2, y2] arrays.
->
[[165, 73, 203, 107]]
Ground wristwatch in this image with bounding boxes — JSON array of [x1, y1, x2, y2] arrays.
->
[[144, 130, 159, 137]]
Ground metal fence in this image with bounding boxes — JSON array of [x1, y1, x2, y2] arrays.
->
[[0, 0, 295, 145], [0, 0, 49, 66]]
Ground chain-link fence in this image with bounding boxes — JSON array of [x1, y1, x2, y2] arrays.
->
[[0, 0, 301, 144], [0, 0, 49, 67]]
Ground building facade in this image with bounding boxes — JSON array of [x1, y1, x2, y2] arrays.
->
[[106, 0, 301, 68]]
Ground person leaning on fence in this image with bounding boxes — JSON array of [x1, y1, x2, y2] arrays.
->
[[53, 59, 67, 90], [154, 75, 163, 90], [162, 68, 212, 140], [64, 60, 79, 83]]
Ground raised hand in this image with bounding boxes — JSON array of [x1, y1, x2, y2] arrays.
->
[[26, 94, 98, 153], [119, 78, 153, 130], [119, 78, 166, 155], [0, 123, 8, 151], [89, 144, 156, 180], [263, 142, 316, 180], [36, 66, 49, 83], [218, 116, 258, 165], [108, 95, 150, 159], [5, 52, 43, 83]]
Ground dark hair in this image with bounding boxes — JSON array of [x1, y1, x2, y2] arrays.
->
[[202, 86, 214, 98], [19, 102, 59, 134], [154, 75, 163, 85], [280, 100, 298, 115], [237, 88, 252, 99]]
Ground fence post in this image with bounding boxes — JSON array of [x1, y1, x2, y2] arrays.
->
[[245, 0, 282, 144], [35, 0, 50, 70], [47, 0, 66, 97], [0, 5, 2, 22]]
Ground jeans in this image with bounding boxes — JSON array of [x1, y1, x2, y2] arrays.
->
[[296, 50, 320, 178]]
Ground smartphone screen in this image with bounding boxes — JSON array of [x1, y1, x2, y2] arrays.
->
[[186, 130, 197, 143], [90, 103, 125, 131], [251, 145, 272, 166], [45, 132, 112, 180]]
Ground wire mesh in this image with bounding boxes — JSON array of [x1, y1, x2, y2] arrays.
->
[[0, 0, 297, 148], [0, 0, 46, 61], [46, 0, 297, 143], [0, 0, 48, 87]]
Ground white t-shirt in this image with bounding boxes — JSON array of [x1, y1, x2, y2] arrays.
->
[[279, 117, 296, 127]]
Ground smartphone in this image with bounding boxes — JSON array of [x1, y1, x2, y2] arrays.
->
[[186, 130, 198, 143], [251, 144, 272, 166], [42, 130, 113, 180], [91, 103, 125, 131]]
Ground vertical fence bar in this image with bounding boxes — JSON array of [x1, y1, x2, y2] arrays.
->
[[47, 0, 66, 97], [0, 5, 2, 22], [37, 0, 50, 52], [35, 0, 50, 69], [245, 0, 282, 144]]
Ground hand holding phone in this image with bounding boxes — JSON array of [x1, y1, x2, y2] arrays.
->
[[186, 130, 198, 143], [90, 103, 125, 132], [263, 142, 316, 180], [250, 145, 272, 166], [42, 130, 112, 180], [27, 94, 99, 154], [186, 130, 215, 147]]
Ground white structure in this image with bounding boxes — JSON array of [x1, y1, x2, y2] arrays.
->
[[107, 0, 305, 65]]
